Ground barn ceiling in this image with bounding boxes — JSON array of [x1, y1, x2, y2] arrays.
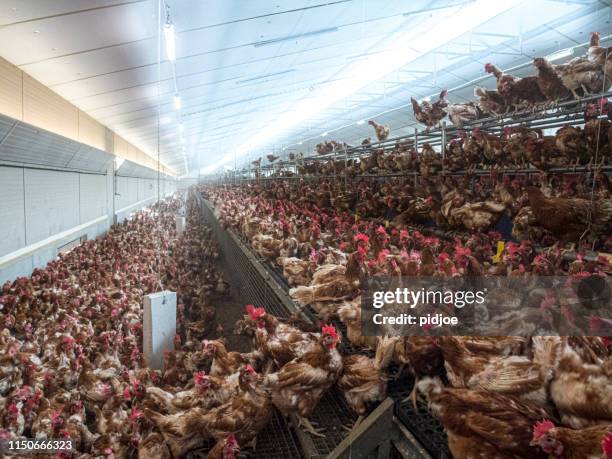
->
[[0, 0, 610, 176]]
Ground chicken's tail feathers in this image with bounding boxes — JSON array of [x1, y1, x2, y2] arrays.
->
[[289, 286, 314, 306], [368, 120, 376, 127], [416, 376, 443, 399], [143, 408, 165, 428], [263, 372, 279, 388], [439, 89, 448, 101], [410, 97, 421, 112], [597, 198, 612, 223], [474, 87, 485, 97], [374, 336, 398, 370]]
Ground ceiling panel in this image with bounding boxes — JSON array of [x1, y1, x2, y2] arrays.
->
[[0, 0, 609, 176]]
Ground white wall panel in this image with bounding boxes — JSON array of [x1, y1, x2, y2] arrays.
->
[[0, 167, 25, 256], [115, 176, 140, 210], [24, 169, 79, 245], [137, 178, 146, 201], [79, 174, 107, 223]]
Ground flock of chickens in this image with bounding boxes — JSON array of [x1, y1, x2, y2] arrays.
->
[[205, 181, 612, 459], [255, 32, 612, 182], [0, 196, 247, 458], [1, 29, 612, 459], [290, 99, 611, 183]]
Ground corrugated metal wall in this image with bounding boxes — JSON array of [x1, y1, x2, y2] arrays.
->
[[24, 169, 80, 245], [0, 164, 177, 284], [0, 167, 25, 256]]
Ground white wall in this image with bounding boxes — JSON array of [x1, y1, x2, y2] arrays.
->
[[113, 176, 176, 223], [177, 178, 198, 189], [0, 166, 176, 284]]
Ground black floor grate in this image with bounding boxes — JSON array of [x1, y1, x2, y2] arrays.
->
[[186, 409, 303, 459], [386, 366, 451, 459], [308, 388, 358, 454]]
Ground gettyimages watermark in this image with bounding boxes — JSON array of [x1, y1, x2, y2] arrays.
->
[[361, 275, 611, 336]]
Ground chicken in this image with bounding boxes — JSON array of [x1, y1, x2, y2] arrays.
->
[[337, 336, 397, 421], [524, 135, 565, 170], [145, 365, 272, 458], [447, 199, 506, 231], [583, 100, 611, 161], [555, 125, 588, 166], [549, 345, 612, 428], [264, 324, 343, 436], [207, 434, 240, 459], [474, 86, 508, 116], [242, 305, 321, 368], [437, 336, 550, 406], [446, 101, 481, 127], [267, 154, 279, 163], [485, 62, 510, 94], [555, 58, 607, 99], [276, 256, 312, 286], [145, 370, 237, 414], [251, 158, 261, 167], [533, 57, 570, 104], [411, 90, 448, 130], [368, 120, 390, 141], [586, 31, 612, 92], [202, 339, 262, 377], [337, 298, 378, 350], [486, 62, 546, 109], [525, 186, 612, 245], [471, 127, 504, 165], [530, 420, 612, 459], [138, 432, 171, 459], [289, 251, 361, 306], [251, 234, 284, 261], [418, 377, 549, 458], [315, 141, 334, 155]]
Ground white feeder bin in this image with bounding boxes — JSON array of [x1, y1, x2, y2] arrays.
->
[[143, 291, 177, 370], [175, 215, 186, 234]]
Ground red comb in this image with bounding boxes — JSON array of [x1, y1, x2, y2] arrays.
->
[[194, 371, 208, 385], [322, 323, 338, 340], [532, 420, 554, 441], [248, 306, 266, 320], [227, 434, 238, 446], [246, 364, 255, 374], [602, 432, 612, 456]]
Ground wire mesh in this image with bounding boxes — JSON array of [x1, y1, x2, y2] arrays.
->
[[186, 409, 302, 459]]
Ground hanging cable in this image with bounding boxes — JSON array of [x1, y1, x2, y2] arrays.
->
[[581, 24, 611, 251], [155, 0, 165, 293]]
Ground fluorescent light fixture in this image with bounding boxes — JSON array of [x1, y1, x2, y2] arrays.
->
[[181, 136, 185, 144], [545, 48, 573, 62], [321, 132, 328, 137], [356, 120, 365, 125], [253, 27, 338, 48], [173, 94, 181, 110], [205, 0, 524, 172], [164, 23, 176, 61], [402, 1, 476, 17], [236, 69, 296, 85], [179, 123, 184, 133], [298, 141, 303, 145]]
